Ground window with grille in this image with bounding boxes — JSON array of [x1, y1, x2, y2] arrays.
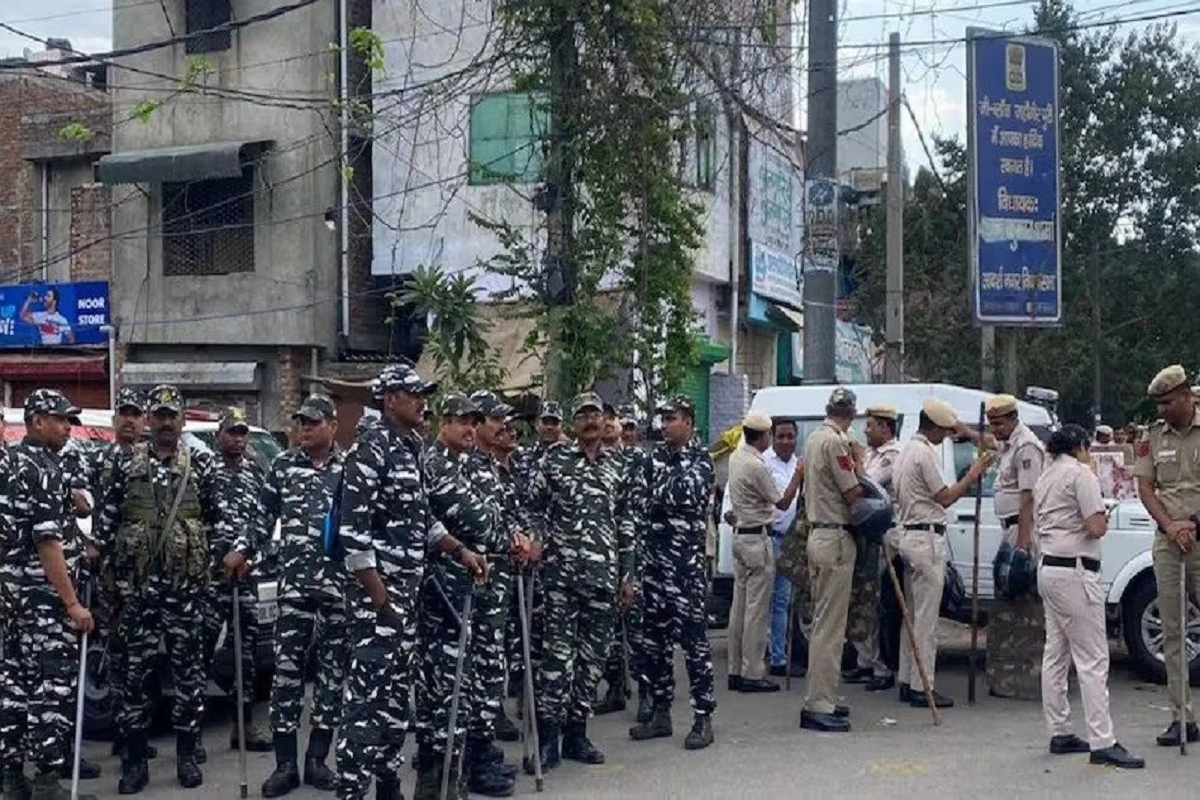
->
[[468, 92, 548, 185], [162, 173, 255, 276], [185, 0, 232, 54]]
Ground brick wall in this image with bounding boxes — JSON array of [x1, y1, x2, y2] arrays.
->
[[68, 183, 112, 282], [277, 346, 303, 421]]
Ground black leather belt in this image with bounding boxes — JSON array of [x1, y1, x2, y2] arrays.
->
[[1042, 554, 1101, 573], [736, 525, 767, 535], [810, 521, 852, 531], [1002, 515, 1020, 528], [903, 523, 946, 535]]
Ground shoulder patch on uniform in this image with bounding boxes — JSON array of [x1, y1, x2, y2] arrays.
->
[[836, 455, 854, 472], [1137, 440, 1150, 458]]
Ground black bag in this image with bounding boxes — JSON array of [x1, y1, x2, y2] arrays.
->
[[940, 558, 968, 620]]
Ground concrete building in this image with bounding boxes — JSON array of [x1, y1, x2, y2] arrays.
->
[[102, 0, 388, 430], [0, 43, 113, 408], [372, 0, 799, 440]]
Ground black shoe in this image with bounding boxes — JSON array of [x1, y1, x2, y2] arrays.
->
[[29, 770, 96, 800], [833, 705, 850, 719], [1049, 734, 1090, 755], [727, 675, 743, 692], [376, 774, 401, 800], [629, 707, 673, 741], [636, 686, 654, 724], [175, 732, 203, 790], [1090, 742, 1145, 769], [56, 757, 100, 780], [495, 709, 521, 743], [683, 714, 714, 751], [117, 733, 149, 795], [898, 684, 914, 703], [470, 740, 517, 781], [594, 681, 626, 715], [263, 731, 300, 797], [303, 728, 336, 791], [909, 690, 955, 709], [737, 678, 780, 694], [523, 720, 559, 775], [466, 744, 515, 800], [768, 664, 789, 678], [842, 667, 873, 684], [865, 675, 895, 692], [560, 721, 605, 764], [1156, 721, 1200, 747], [800, 709, 851, 733]]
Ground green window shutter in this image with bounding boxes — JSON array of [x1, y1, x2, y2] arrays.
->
[[678, 364, 712, 445], [469, 92, 547, 185]]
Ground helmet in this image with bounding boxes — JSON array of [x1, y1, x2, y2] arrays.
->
[[848, 474, 894, 542]]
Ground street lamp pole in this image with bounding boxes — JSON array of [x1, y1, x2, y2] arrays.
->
[[100, 324, 116, 411]]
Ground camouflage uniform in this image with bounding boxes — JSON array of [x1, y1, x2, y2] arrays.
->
[[413, 397, 505, 793], [335, 366, 438, 800], [0, 391, 85, 792], [598, 443, 647, 709], [627, 429, 717, 717], [96, 385, 222, 791], [530, 393, 634, 764]]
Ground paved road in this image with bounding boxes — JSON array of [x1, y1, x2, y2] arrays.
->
[[73, 627, 1195, 799]]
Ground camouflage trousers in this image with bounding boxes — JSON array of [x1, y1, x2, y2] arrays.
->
[[642, 552, 716, 714], [335, 597, 416, 800], [601, 582, 644, 690], [116, 577, 207, 736], [535, 580, 616, 725], [413, 574, 476, 762], [468, 559, 512, 741], [986, 595, 1045, 700], [0, 584, 80, 772], [270, 592, 349, 735], [506, 568, 544, 696], [201, 577, 258, 700], [846, 538, 889, 674]]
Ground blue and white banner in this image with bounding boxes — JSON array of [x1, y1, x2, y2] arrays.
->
[[967, 29, 1061, 326], [0, 281, 110, 347]]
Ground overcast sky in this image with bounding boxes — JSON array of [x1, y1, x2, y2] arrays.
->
[[2, 0, 1197, 175]]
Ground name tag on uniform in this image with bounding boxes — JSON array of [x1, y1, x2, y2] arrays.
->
[[1157, 449, 1178, 463]]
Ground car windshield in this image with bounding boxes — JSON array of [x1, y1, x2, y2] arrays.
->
[[186, 430, 283, 472]]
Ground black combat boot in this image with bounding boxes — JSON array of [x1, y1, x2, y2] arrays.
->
[[302, 728, 336, 791], [635, 683, 653, 724], [375, 772, 401, 800], [412, 743, 440, 800], [230, 704, 272, 752], [629, 706, 673, 741], [523, 720, 559, 775], [465, 738, 515, 798], [559, 720, 605, 764], [56, 749, 100, 781], [593, 676, 626, 715], [28, 769, 96, 800], [494, 706, 520, 742], [175, 731, 203, 789], [261, 732, 300, 797], [683, 714, 714, 750], [2, 764, 30, 800], [111, 740, 157, 761], [117, 733, 148, 795]]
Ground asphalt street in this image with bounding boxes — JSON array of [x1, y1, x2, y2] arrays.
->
[[73, 625, 1196, 800]]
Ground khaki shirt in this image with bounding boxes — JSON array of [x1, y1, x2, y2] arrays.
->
[[994, 422, 1045, 520], [801, 420, 858, 526], [894, 434, 948, 526], [1034, 455, 1106, 560], [865, 439, 902, 498], [1133, 409, 1200, 521], [727, 442, 780, 529]]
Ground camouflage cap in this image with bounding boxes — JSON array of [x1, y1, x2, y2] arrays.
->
[[147, 384, 184, 414], [115, 387, 146, 413], [827, 386, 857, 409], [656, 395, 696, 420], [571, 392, 604, 417], [218, 407, 250, 433], [293, 394, 337, 421], [538, 400, 564, 421], [372, 363, 437, 401], [602, 402, 618, 418], [24, 388, 80, 420], [441, 392, 482, 419], [470, 390, 514, 420], [617, 403, 639, 425]]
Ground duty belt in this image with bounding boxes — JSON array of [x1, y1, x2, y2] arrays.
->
[[1041, 554, 1100, 573], [1002, 515, 1020, 529], [809, 521, 853, 532], [735, 525, 767, 535], [903, 523, 946, 535]]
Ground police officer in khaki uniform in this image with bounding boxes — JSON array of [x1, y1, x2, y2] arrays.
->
[[1134, 364, 1200, 747], [800, 388, 863, 733], [987, 393, 1047, 699], [724, 411, 804, 693], [1035, 424, 1144, 768], [893, 398, 991, 709]]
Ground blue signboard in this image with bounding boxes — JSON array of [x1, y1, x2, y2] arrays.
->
[[0, 281, 110, 347], [967, 29, 1061, 325]]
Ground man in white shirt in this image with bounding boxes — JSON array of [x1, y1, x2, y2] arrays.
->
[[763, 420, 800, 677], [20, 288, 74, 345]]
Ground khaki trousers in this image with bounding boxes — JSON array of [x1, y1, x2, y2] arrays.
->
[[1152, 533, 1200, 723], [803, 528, 856, 714], [896, 530, 946, 691], [1039, 563, 1115, 749], [728, 531, 774, 680]]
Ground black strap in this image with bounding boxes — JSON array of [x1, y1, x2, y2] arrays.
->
[[1002, 515, 1020, 528], [903, 523, 946, 534], [736, 525, 767, 534], [809, 521, 852, 532], [1042, 554, 1101, 573]]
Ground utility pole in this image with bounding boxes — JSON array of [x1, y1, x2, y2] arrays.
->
[[1091, 238, 1102, 426], [801, 0, 838, 385], [981, 327, 995, 390], [884, 32, 904, 383]]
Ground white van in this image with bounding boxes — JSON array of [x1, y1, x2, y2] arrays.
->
[[714, 382, 1194, 682]]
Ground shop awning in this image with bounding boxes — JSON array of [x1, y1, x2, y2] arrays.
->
[[96, 140, 272, 185], [121, 361, 260, 390], [766, 304, 804, 332], [0, 353, 107, 380]]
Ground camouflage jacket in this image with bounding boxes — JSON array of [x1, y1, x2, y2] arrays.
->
[[466, 448, 526, 548], [627, 441, 715, 569], [510, 441, 562, 537], [529, 441, 635, 590], [339, 416, 434, 612], [423, 442, 503, 591], [210, 455, 264, 563], [5, 438, 85, 585], [244, 446, 346, 600]]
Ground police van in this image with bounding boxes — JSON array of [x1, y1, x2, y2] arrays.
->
[[3, 407, 284, 735], [713, 383, 1196, 683]]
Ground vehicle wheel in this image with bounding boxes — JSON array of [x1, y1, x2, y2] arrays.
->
[[1122, 575, 1200, 685], [82, 639, 117, 740]]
